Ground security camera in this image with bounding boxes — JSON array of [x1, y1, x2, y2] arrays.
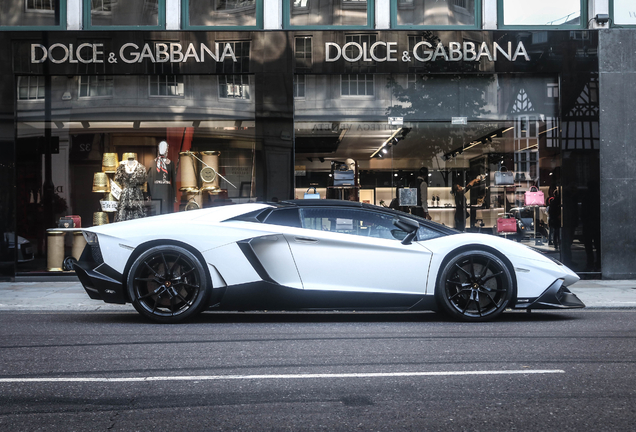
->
[[595, 14, 610, 25]]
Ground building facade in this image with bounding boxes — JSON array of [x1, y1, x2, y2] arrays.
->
[[0, 0, 634, 279]]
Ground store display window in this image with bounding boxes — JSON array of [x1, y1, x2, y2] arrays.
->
[[294, 72, 600, 273], [15, 74, 257, 273], [83, 0, 166, 29], [183, 0, 262, 29], [392, 0, 481, 29], [284, 0, 374, 29], [0, 0, 66, 29]]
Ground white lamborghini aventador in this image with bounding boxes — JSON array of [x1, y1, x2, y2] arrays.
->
[[74, 200, 584, 323]]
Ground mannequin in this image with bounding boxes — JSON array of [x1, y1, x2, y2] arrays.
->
[[146, 140, 176, 214], [114, 154, 147, 221]]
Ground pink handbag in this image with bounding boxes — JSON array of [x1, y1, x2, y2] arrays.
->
[[497, 215, 517, 233], [524, 187, 545, 206]]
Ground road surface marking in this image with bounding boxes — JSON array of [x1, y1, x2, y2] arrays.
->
[[0, 369, 564, 383]]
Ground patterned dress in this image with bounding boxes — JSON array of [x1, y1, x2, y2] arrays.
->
[[114, 161, 147, 222]]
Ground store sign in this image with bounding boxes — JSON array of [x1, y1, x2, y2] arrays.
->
[[325, 41, 530, 63], [30, 42, 237, 64]]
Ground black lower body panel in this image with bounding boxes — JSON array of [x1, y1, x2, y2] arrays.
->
[[74, 245, 127, 304], [514, 279, 585, 310], [212, 281, 437, 312]]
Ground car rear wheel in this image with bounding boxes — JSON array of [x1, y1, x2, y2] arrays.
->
[[127, 245, 211, 323], [435, 250, 513, 322]]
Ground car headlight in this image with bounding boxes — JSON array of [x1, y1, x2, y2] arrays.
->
[[83, 231, 99, 246]]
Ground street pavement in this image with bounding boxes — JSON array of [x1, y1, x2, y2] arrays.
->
[[0, 278, 635, 311]]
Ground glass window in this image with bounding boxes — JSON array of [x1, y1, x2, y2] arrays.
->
[[79, 76, 114, 98], [286, 0, 373, 28], [17, 76, 45, 100], [85, 0, 164, 29], [185, 0, 260, 28], [26, 0, 55, 11], [417, 225, 442, 241], [393, 0, 480, 28], [295, 37, 312, 69], [294, 73, 601, 274], [612, 0, 636, 26], [216, 41, 250, 74], [16, 74, 257, 273], [499, 0, 585, 28], [300, 207, 404, 240], [219, 75, 250, 100], [149, 75, 184, 97], [294, 75, 306, 99], [341, 74, 374, 97], [0, 0, 65, 28], [264, 208, 302, 227]]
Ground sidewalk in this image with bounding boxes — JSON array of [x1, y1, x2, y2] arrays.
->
[[1, 279, 636, 311]]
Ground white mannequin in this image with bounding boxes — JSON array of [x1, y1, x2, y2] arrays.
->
[[158, 140, 168, 157]]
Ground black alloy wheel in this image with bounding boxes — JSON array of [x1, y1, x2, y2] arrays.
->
[[435, 250, 514, 322], [127, 245, 211, 323]]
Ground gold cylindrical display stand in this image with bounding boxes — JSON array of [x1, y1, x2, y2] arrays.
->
[[184, 187, 202, 210], [92, 172, 110, 193], [47, 230, 65, 271], [93, 212, 110, 226], [102, 153, 118, 173], [72, 231, 87, 260], [179, 151, 199, 190], [200, 151, 220, 192], [121, 152, 138, 161]]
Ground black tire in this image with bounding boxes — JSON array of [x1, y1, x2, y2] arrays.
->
[[127, 245, 211, 323], [435, 250, 514, 322]]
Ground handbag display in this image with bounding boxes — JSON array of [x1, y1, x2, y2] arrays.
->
[[58, 217, 75, 228], [333, 169, 355, 186], [494, 166, 514, 185], [496, 214, 517, 233], [304, 187, 320, 199], [65, 215, 81, 228], [524, 186, 545, 206]]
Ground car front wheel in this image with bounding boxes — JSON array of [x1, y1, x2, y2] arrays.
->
[[127, 245, 211, 323], [435, 250, 514, 322]]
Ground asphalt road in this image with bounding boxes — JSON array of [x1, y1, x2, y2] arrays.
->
[[1, 310, 635, 431]]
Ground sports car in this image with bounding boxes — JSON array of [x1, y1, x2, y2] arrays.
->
[[74, 200, 584, 323]]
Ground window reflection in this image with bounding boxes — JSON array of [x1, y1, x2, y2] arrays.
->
[[396, 0, 477, 26], [502, 0, 581, 26], [1, 0, 60, 26], [613, 0, 636, 26], [17, 77, 45, 100], [188, 0, 257, 27], [149, 75, 184, 97], [288, 0, 368, 27], [88, 0, 159, 27], [79, 76, 114, 98], [15, 74, 257, 273]]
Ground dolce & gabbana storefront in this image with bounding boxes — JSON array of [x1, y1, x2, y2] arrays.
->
[[0, 29, 601, 278]]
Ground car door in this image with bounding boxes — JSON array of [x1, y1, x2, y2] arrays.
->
[[282, 207, 432, 295]]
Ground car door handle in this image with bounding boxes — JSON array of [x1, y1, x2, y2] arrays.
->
[[294, 237, 318, 243]]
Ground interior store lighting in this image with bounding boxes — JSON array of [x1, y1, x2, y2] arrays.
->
[[370, 127, 410, 158]]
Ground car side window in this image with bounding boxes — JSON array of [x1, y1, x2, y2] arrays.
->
[[417, 225, 443, 241], [300, 208, 405, 240], [263, 208, 302, 228]]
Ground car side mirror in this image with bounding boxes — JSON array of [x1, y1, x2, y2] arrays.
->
[[393, 218, 419, 245]]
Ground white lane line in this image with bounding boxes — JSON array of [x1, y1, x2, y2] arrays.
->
[[0, 369, 564, 383]]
